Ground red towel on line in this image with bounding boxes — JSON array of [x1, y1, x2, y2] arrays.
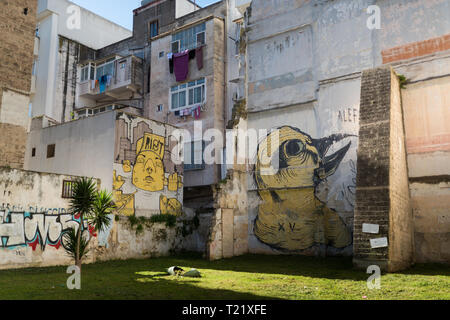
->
[[196, 46, 204, 70]]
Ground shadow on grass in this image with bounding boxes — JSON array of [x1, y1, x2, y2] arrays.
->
[[393, 263, 450, 277], [135, 253, 369, 281], [149, 253, 450, 279], [132, 272, 282, 300]]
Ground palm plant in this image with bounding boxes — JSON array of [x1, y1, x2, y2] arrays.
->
[[63, 177, 115, 269]]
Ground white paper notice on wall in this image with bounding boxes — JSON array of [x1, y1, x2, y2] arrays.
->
[[363, 223, 380, 234], [370, 237, 389, 249]]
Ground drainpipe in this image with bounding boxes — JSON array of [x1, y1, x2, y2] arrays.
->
[[61, 40, 70, 123]]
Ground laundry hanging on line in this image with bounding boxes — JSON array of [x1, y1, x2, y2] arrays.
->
[[173, 50, 189, 82], [99, 75, 108, 93], [169, 47, 203, 78], [196, 45, 204, 70], [176, 105, 203, 119]]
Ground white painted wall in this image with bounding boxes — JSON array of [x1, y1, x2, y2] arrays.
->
[[25, 111, 116, 191], [32, 0, 132, 122], [176, 0, 199, 19], [38, 0, 132, 50]]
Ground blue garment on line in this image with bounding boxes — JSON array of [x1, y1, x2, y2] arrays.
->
[[99, 75, 108, 93]]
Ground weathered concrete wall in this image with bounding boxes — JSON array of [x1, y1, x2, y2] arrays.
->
[[241, 0, 450, 262], [208, 164, 248, 260], [23, 111, 186, 265], [354, 67, 413, 272], [388, 68, 414, 271], [0, 168, 98, 269], [25, 111, 116, 189], [402, 76, 450, 264], [0, 0, 37, 168], [0, 167, 186, 269], [112, 112, 184, 218]]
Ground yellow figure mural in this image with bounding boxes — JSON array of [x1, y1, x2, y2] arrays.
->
[[113, 130, 183, 217], [160, 195, 183, 216], [113, 170, 136, 216], [132, 133, 183, 192], [254, 126, 353, 251], [133, 133, 166, 192]]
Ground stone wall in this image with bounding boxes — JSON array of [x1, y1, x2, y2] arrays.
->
[[208, 164, 248, 260], [354, 66, 413, 272], [0, 0, 38, 168]]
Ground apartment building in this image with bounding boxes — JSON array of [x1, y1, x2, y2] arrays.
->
[[31, 0, 132, 128]]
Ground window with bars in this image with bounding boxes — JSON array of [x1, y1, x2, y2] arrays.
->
[[62, 180, 75, 199], [170, 78, 206, 111]]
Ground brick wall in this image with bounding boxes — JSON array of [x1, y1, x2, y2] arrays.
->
[[0, 0, 37, 93], [354, 66, 414, 272], [0, 0, 37, 168]]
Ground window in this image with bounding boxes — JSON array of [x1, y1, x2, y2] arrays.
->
[[31, 148, 36, 157], [47, 144, 55, 159], [81, 63, 95, 82], [196, 32, 205, 46], [96, 61, 115, 80], [80, 65, 89, 82], [171, 41, 180, 54], [159, 51, 165, 58], [77, 110, 87, 118], [171, 22, 206, 53], [170, 78, 206, 111], [62, 180, 75, 199], [157, 104, 164, 112], [149, 20, 159, 38], [184, 141, 205, 171]]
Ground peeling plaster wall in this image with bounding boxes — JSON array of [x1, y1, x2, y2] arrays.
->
[[402, 76, 450, 264], [19, 111, 186, 268], [243, 0, 450, 259], [0, 168, 97, 270]]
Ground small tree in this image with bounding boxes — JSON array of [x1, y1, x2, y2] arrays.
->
[[63, 177, 115, 270]]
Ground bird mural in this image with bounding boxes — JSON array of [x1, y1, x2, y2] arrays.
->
[[254, 126, 353, 252]]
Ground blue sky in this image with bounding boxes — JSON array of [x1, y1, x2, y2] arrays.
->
[[71, 0, 221, 30]]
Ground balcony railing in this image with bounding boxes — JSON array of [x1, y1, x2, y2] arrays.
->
[[79, 55, 143, 99]]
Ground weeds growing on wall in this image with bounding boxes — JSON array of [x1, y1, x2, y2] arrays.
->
[[125, 214, 177, 235], [398, 74, 407, 89]]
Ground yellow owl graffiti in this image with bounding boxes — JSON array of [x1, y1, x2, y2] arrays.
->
[[254, 126, 353, 252]]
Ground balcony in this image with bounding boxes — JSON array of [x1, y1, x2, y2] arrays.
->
[[79, 55, 143, 100]]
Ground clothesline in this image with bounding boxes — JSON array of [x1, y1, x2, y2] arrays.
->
[[169, 45, 204, 82], [174, 103, 206, 120], [90, 74, 113, 93]]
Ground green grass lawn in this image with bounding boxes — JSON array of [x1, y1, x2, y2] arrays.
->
[[0, 254, 448, 300]]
